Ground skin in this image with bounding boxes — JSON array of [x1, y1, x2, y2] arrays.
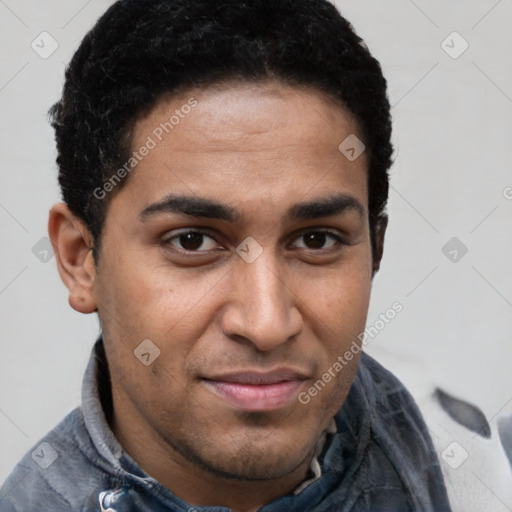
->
[[49, 81, 386, 511]]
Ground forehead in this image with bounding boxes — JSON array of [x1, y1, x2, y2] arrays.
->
[[112, 81, 368, 218], [139, 81, 362, 152]]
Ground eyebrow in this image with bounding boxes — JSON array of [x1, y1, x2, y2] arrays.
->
[[139, 193, 364, 223], [139, 195, 239, 222], [285, 194, 364, 221]]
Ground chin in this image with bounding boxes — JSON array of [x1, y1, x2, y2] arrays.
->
[[206, 449, 308, 481], [172, 429, 313, 481]]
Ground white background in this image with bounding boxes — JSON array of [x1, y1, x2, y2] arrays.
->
[[1, 0, 511, 486]]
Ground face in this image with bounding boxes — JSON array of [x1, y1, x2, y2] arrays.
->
[[91, 82, 374, 482]]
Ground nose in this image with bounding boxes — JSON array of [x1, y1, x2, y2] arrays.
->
[[220, 255, 303, 352]]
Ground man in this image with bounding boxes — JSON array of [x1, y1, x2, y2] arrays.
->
[[0, 0, 452, 510]]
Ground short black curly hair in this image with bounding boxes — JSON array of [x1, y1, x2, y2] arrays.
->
[[50, 0, 393, 260]]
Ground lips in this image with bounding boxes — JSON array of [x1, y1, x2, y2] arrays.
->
[[202, 369, 307, 411]]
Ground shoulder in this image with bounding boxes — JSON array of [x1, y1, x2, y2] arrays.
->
[[0, 408, 108, 511], [359, 348, 512, 511], [357, 351, 424, 416], [349, 352, 452, 510], [355, 352, 440, 462]]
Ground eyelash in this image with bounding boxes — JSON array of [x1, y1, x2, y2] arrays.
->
[[161, 228, 346, 254]]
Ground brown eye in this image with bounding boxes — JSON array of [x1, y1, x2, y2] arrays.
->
[[164, 230, 220, 252], [303, 232, 327, 249], [292, 231, 341, 250], [179, 232, 205, 250]]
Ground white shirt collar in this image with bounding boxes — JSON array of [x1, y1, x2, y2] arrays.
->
[[293, 419, 337, 494]]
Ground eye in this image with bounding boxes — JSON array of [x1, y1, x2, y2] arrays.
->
[[163, 230, 221, 252], [291, 231, 343, 250]]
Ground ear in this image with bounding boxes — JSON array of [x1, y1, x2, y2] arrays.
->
[[48, 203, 98, 314], [372, 214, 388, 277]]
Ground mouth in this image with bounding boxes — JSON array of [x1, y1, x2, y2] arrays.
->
[[202, 369, 308, 412]]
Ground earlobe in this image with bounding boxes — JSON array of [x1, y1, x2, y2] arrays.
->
[[372, 214, 388, 276], [48, 203, 98, 314]]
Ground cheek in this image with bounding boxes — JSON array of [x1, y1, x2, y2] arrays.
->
[[303, 265, 372, 340], [300, 271, 371, 419], [96, 265, 228, 388], [97, 250, 195, 332]]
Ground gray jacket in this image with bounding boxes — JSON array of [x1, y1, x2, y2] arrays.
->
[[0, 339, 452, 511]]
